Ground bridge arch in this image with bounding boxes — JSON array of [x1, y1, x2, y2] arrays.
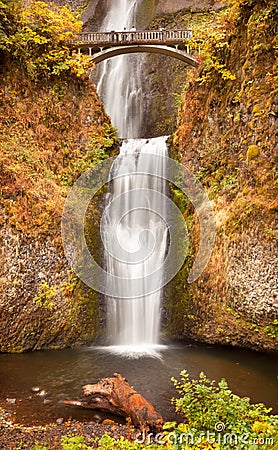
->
[[90, 44, 198, 67]]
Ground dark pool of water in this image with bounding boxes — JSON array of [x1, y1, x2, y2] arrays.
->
[[0, 342, 277, 425]]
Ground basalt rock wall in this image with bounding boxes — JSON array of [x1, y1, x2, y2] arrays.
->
[[166, 0, 278, 352]]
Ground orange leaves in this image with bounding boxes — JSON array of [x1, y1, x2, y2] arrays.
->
[[0, 69, 112, 238]]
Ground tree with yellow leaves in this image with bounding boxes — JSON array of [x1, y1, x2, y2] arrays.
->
[[0, 0, 91, 79]]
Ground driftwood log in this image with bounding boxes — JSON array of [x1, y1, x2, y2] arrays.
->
[[63, 373, 163, 431]]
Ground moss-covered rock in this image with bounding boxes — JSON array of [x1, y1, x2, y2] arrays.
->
[[246, 144, 259, 161]]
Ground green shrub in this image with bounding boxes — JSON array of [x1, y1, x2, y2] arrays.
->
[[170, 370, 277, 449], [61, 435, 94, 449]]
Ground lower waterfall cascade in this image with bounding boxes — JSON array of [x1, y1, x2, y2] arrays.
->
[[102, 137, 169, 356]]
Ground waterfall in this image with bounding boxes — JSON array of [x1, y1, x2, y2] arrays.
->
[[97, 1, 169, 355], [102, 137, 169, 355], [96, 0, 144, 138]]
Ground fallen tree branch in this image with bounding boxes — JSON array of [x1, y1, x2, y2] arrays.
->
[[63, 373, 163, 431]]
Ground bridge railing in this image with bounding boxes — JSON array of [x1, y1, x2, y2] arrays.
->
[[76, 30, 193, 45]]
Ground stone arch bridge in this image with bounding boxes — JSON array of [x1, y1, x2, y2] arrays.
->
[[73, 30, 199, 67]]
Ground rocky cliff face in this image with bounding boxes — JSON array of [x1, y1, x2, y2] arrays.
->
[[167, 0, 278, 352], [155, 0, 219, 15], [136, 0, 225, 137], [0, 70, 112, 351], [140, 8, 214, 137], [0, 1, 118, 350], [0, 227, 97, 351]]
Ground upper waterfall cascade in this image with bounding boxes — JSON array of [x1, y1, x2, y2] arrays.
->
[[96, 0, 143, 139]]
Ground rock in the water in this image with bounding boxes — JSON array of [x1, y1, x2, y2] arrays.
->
[[31, 386, 41, 393], [37, 390, 47, 397]]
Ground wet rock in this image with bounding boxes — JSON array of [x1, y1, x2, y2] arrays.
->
[[93, 414, 102, 423], [227, 234, 278, 323], [102, 419, 115, 425], [37, 390, 47, 397], [31, 386, 41, 393], [0, 224, 98, 353]]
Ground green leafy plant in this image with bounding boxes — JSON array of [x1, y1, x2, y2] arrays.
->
[[170, 370, 277, 449], [61, 435, 94, 449], [187, 7, 238, 84], [32, 446, 49, 450], [264, 320, 278, 339]]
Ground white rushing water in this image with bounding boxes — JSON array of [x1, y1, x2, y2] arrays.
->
[[102, 137, 169, 355], [97, 1, 169, 355], [96, 0, 144, 138]]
